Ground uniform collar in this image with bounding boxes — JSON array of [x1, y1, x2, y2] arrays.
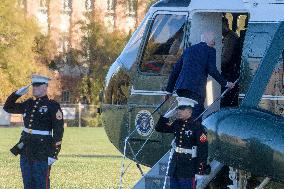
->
[[184, 118, 192, 123], [177, 118, 192, 123], [34, 95, 48, 101]]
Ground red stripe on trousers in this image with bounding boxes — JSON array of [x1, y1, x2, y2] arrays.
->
[[192, 176, 196, 189], [46, 166, 50, 189]]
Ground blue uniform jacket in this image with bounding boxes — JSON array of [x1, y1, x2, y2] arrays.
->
[[166, 42, 227, 99]]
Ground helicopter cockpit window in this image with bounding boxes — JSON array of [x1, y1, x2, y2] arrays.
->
[[258, 50, 284, 116], [139, 14, 187, 75]]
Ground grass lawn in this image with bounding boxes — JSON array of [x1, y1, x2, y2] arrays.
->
[[0, 127, 149, 189]]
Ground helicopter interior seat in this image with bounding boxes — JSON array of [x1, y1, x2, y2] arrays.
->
[[147, 35, 184, 74], [142, 48, 183, 75]]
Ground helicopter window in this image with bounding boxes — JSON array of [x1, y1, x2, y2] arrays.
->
[[258, 50, 284, 116], [139, 14, 187, 75], [119, 14, 149, 70]]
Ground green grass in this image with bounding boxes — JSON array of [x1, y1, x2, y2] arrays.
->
[[0, 127, 149, 189]]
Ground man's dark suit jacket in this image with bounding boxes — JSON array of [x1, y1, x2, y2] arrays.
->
[[166, 42, 227, 100]]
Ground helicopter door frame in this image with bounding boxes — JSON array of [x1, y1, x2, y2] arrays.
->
[[187, 10, 249, 115]]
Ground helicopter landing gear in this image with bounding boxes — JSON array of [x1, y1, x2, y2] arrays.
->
[[227, 167, 250, 189], [255, 177, 271, 189]]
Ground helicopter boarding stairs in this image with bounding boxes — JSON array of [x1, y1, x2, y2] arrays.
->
[[132, 150, 224, 189]]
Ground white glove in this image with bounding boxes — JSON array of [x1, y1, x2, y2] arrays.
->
[[164, 107, 177, 118], [48, 157, 57, 166], [15, 85, 30, 96], [225, 82, 235, 89]]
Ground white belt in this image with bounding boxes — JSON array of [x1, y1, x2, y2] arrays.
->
[[175, 146, 197, 157], [23, 128, 52, 136]]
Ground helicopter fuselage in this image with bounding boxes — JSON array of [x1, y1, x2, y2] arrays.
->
[[101, 0, 284, 182]]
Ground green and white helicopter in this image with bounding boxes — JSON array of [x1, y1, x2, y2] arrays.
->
[[100, 0, 284, 188]]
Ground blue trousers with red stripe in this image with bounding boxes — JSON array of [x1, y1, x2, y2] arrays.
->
[[20, 155, 50, 189], [170, 177, 196, 189]]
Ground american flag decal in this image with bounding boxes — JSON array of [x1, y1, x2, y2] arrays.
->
[[199, 133, 207, 143]]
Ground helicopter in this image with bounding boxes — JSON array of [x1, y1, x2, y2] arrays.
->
[[100, 0, 284, 188]]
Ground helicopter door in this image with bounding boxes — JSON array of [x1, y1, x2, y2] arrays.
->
[[128, 11, 188, 149], [188, 12, 248, 116]]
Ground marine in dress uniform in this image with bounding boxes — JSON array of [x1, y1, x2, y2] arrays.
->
[[155, 97, 210, 189], [3, 74, 64, 189]]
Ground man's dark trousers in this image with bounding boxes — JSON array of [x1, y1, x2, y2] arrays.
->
[[20, 155, 50, 189]]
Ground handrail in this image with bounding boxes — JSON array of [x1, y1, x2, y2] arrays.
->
[[194, 78, 240, 121]]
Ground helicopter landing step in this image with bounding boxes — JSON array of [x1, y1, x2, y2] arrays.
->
[[132, 151, 224, 189]]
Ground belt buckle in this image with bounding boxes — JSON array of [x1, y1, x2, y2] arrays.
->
[[176, 147, 181, 153], [177, 147, 183, 153], [28, 129, 32, 134]]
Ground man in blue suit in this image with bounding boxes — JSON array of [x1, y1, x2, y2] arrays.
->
[[166, 32, 234, 121]]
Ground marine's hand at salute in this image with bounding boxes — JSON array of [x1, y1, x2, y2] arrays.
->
[[225, 81, 235, 89], [15, 85, 31, 96]]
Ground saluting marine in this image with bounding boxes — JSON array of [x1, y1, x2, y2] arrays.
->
[[155, 97, 210, 189], [3, 74, 64, 189]]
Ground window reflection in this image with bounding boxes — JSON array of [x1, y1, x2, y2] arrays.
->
[[139, 14, 187, 75], [104, 68, 130, 105], [259, 49, 284, 116], [119, 14, 148, 70]]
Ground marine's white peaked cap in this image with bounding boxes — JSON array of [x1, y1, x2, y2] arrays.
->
[[177, 97, 198, 108], [31, 74, 51, 84]]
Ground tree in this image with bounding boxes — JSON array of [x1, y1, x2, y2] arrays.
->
[[0, 0, 53, 102], [33, 34, 58, 67], [79, 12, 129, 104]]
